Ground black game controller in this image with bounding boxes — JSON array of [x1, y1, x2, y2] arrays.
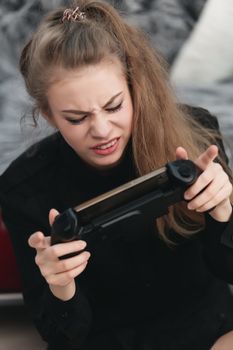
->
[[51, 159, 201, 254]]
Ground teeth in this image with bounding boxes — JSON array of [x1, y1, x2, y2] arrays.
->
[[96, 139, 117, 150]]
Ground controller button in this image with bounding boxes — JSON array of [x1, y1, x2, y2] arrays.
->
[[179, 165, 191, 178]]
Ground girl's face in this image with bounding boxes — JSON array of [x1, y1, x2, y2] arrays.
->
[[46, 59, 133, 170]]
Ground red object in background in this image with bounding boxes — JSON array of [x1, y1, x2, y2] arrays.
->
[[0, 212, 22, 292]]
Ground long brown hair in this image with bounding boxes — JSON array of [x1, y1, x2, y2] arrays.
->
[[19, 0, 232, 243]]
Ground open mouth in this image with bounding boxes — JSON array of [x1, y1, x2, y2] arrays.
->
[[93, 138, 118, 150], [92, 138, 120, 155]]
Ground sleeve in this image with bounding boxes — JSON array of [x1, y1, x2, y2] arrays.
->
[[189, 106, 233, 284], [202, 212, 233, 285], [1, 201, 93, 349], [185, 105, 229, 164]]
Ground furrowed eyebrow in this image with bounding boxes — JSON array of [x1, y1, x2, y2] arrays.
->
[[103, 91, 123, 108], [61, 91, 123, 115]]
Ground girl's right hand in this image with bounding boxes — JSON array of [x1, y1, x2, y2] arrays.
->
[[28, 209, 91, 301]]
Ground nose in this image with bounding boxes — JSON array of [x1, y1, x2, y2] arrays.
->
[[90, 114, 111, 139]]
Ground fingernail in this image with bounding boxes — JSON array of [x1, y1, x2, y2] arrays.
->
[[80, 241, 87, 249], [86, 252, 91, 259], [184, 192, 190, 200]]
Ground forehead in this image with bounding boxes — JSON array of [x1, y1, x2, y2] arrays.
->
[[46, 59, 127, 106]]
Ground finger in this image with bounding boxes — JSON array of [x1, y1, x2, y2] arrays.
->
[[195, 183, 232, 213], [55, 251, 91, 274], [195, 145, 218, 170], [184, 163, 223, 200], [40, 250, 91, 277], [49, 240, 87, 259], [175, 146, 189, 160], [28, 231, 50, 249], [49, 208, 60, 226], [46, 261, 89, 286], [186, 173, 228, 210]]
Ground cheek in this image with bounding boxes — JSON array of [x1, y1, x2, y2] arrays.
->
[[65, 130, 82, 146], [61, 131, 83, 153], [55, 122, 78, 142]]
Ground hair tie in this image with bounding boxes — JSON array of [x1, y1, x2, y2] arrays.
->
[[62, 6, 86, 23]]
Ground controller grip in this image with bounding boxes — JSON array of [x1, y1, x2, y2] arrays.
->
[[51, 208, 85, 259]]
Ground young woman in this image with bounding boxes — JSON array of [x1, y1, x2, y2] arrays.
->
[[1, 1, 233, 349]]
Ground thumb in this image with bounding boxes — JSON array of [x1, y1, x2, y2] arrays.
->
[[175, 146, 189, 160], [49, 208, 60, 227], [28, 231, 48, 249]]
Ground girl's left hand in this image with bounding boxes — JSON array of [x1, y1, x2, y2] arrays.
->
[[176, 145, 232, 222]]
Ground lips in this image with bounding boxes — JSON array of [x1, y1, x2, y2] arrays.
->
[[91, 137, 120, 155], [92, 138, 119, 150]]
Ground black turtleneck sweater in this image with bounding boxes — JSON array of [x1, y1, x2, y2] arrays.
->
[[1, 106, 233, 350]]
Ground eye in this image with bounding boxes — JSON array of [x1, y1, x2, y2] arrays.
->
[[106, 102, 123, 113], [66, 115, 88, 125]]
